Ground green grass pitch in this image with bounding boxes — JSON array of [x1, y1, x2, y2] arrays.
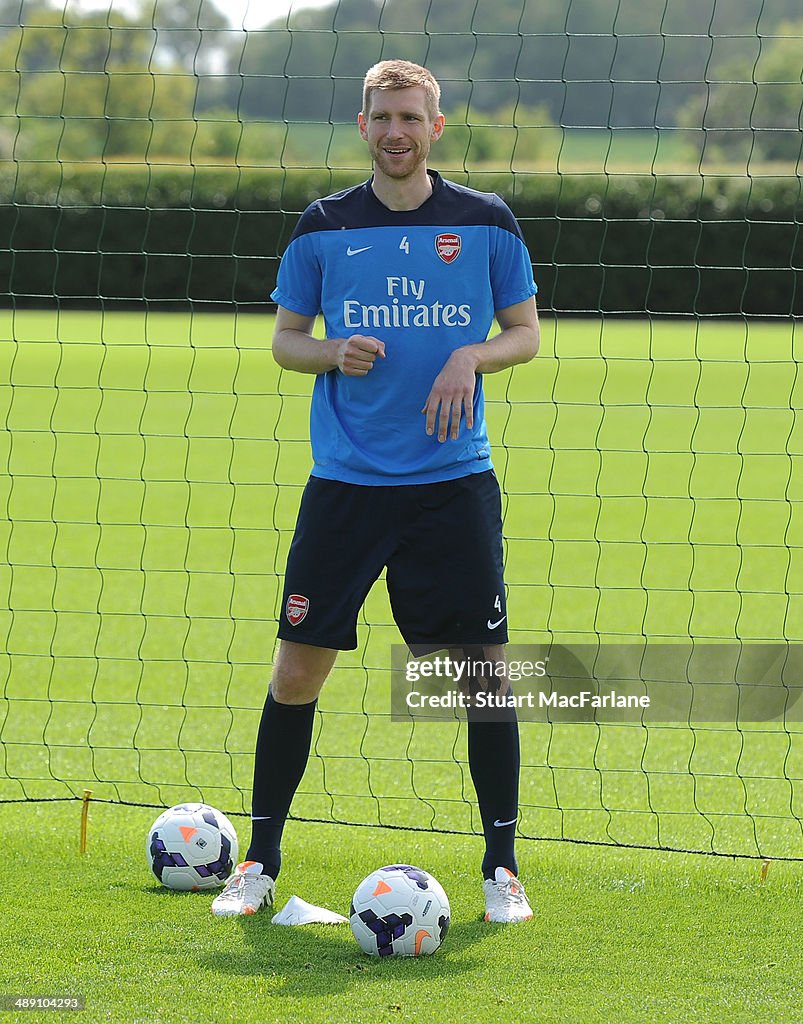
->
[[0, 802, 800, 1024], [0, 310, 801, 1021]]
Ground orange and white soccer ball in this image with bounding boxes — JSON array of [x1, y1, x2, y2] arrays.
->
[[349, 865, 450, 957], [145, 803, 239, 891]]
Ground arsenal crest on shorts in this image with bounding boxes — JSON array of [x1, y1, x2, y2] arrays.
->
[[285, 593, 309, 626], [435, 233, 461, 264]]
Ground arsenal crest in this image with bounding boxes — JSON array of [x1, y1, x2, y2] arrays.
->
[[435, 232, 461, 264], [286, 593, 309, 626]]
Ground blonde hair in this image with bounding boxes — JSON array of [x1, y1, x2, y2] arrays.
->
[[362, 60, 441, 121]]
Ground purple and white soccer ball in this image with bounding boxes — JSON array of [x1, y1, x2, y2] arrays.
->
[[349, 864, 451, 957], [146, 803, 239, 891]]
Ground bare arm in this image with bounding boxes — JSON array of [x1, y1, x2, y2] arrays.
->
[[456, 296, 540, 373], [422, 296, 540, 441], [271, 306, 385, 376]]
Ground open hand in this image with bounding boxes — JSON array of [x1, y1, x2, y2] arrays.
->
[[422, 349, 478, 441]]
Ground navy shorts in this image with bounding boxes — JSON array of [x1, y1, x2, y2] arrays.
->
[[278, 470, 508, 652]]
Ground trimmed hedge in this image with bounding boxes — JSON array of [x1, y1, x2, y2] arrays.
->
[[1, 164, 800, 315]]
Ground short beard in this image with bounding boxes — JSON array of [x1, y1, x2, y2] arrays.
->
[[372, 143, 429, 179]]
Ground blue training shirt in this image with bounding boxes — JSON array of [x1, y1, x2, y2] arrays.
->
[[271, 170, 537, 486]]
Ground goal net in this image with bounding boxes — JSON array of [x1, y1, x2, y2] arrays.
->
[[0, 0, 801, 861]]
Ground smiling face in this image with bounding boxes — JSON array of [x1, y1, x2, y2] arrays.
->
[[358, 86, 444, 183]]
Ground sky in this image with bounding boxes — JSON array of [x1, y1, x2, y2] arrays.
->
[[207, 0, 333, 29], [66, 0, 335, 30]]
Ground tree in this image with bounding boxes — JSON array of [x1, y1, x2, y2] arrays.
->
[[437, 104, 559, 170], [218, 0, 803, 130], [676, 20, 803, 164], [0, 3, 198, 160], [138, 0, 229, 74]]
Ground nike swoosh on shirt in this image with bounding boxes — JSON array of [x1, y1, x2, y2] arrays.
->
[[487, 616, 507, 629], [493, 817, 518, 828], [346, 245, 372, 256]]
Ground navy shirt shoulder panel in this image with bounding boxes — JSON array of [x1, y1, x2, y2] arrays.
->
[[288, 172, 524, 241]]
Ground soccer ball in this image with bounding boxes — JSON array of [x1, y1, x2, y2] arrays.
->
[[145, 802, 239, 891], [349, 864, 450, 957]]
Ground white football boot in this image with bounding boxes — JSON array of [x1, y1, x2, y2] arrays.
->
[[482, 866, 533, 923], [211, 860, 275, 917]]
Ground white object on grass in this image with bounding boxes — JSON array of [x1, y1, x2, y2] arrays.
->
[[271, 894, 349, 925]]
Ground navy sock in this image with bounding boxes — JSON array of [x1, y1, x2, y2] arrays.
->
[[467, 709, 521, 881], [245, 688, 317, 880]]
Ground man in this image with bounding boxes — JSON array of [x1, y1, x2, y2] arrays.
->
[[212, 60, 539, 923]]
